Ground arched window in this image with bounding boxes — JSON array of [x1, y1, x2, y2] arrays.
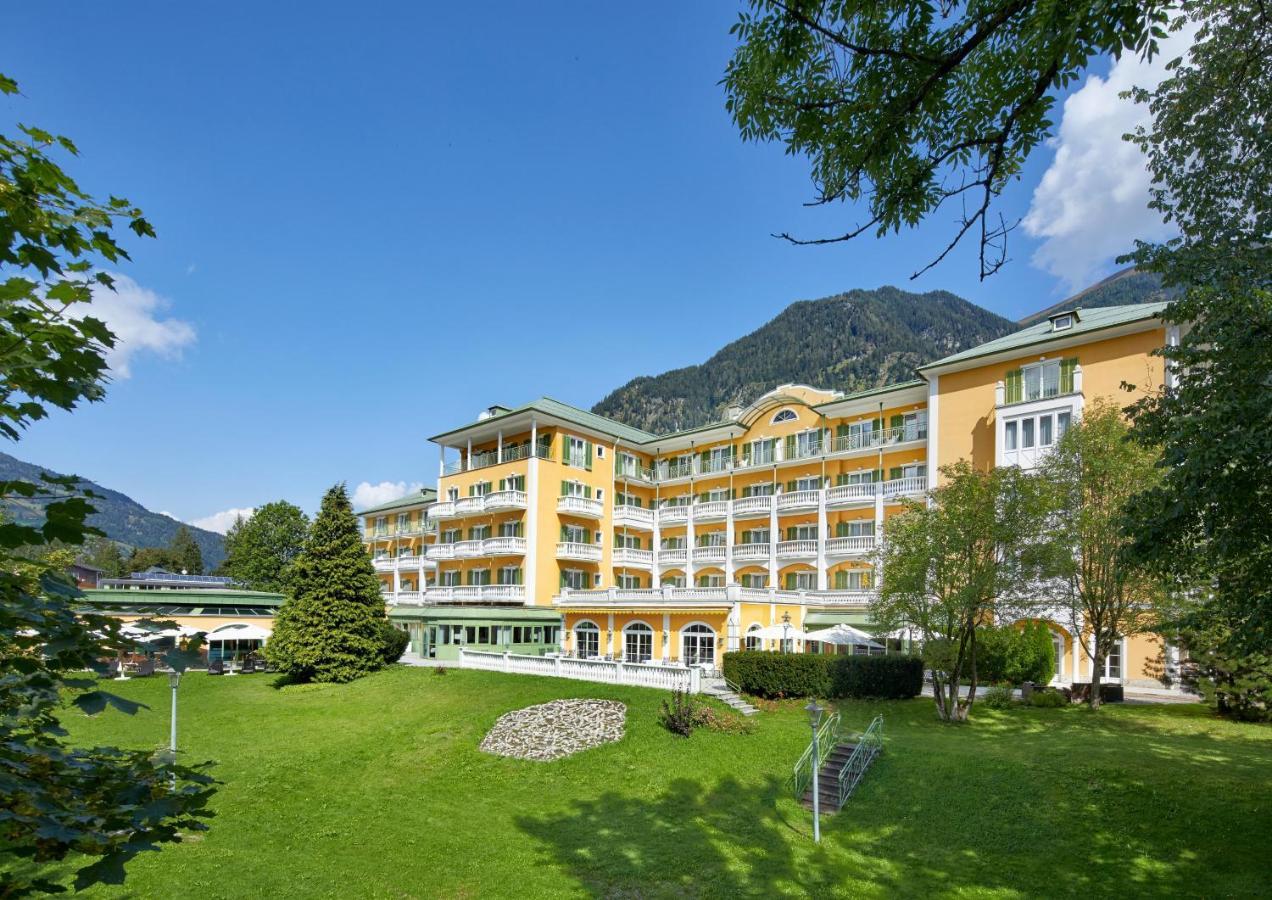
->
[[745, 623, 762, 652], [682, 623, 716, 667], [623, 621, 654, 663], [574, 620, 600, 659], [771, 409, 797, 424]]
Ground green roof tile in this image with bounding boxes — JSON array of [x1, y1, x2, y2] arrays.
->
[[356, 488, 438, 516]]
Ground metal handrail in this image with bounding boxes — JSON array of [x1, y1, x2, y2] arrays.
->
[[791, 711, 840, 799], [835, 715, 884, 807]]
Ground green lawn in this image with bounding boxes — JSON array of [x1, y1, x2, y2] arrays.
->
[[51, 667, 1272, 898]]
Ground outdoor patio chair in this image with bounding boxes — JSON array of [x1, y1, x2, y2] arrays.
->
[[208, 659, 225, 675]]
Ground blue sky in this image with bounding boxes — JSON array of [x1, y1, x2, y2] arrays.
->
[[0, 2, 1176, 530]]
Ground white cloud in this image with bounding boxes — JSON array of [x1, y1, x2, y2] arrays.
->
[[85, 273, 197, 377], [1023, 25, 1199, 290], [351, 480, 424, 510], [190, 507, 255, 534]]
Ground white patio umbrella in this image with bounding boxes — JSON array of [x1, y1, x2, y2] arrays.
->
[[806, 623, 884, 648], [751, 623, 811, 641], [205, 623, 270, 642]]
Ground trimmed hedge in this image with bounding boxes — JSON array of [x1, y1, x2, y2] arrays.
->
[[722, 651, 923, 700]]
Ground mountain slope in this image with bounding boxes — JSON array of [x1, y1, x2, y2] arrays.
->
[[0, 452, 225, 568], [592, 287, 1017, 434], [1019, 268, 1173, 325]]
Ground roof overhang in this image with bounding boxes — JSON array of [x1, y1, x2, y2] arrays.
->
[[431, 410, 636, 449], [814, 381, 928, 417]]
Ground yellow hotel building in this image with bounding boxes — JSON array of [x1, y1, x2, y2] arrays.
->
[[365, 301, 1184, 692]]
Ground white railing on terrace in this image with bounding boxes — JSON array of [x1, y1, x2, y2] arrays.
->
[[483, 536, 527, 556], [454, 540, 485, 558], [776, 539, 818, 557], [658, 461, 695, 480], [457, 649, 702, 693], [426, 544, 455, 560], [732, 495, 773, 516], [484, 490, 528, 510], [615, 463, 654, 482], [657, 505, 690, 525], [558, 584, 875, 608], [557, 495, 603, 518], [732, 543, 770, 561], [658, 547, 688, 565], [425, 585, 526, 604], [429, 500, 456, 518], [883, 476, 927, 497], [442, 460, 465, 476], [613, 505, 654, 528], [827, 483, 877, 504], [613, 547, 654, 567], [825, 535, 875, 555], [804, 589, 874, 605], [556, 541, 602, 562], [373, 558, 395, 572], [829, 424, 927, 454], [692, 545, 726, 563], [396, 554, 422, 567], [694, 500, 729, 520], [455, 496, 485, 515], [776, 490, 819, 510], [699, 457, 733, 475], [790, 440, 823, 460], [392, 590, 423, 604]]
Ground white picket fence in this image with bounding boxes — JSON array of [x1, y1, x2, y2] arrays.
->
[[457, 649, 702, 693]]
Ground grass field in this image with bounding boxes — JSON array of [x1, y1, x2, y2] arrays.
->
[[50, 666, 1272, 898]]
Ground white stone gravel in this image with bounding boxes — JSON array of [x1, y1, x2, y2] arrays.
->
[[479, 699, 626, 761]]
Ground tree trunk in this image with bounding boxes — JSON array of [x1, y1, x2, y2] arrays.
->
[[1090, 636, 1103, 710]]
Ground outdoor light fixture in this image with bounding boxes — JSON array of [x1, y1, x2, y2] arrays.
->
[[167, 669, 182, 768], [806, 699, 825, 844], [782, 612, 792, 655]]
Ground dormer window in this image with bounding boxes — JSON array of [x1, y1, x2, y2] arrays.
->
[[771, 409, 797, 424], [1048, 309, 1079, 332]]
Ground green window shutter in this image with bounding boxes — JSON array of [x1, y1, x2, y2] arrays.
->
[[836, 521, 848, 537], [634, 496, 643, 508], [890, 414, 904, 431], [889, 467, 903, 481], [872, 418, 882, 435], [560, 571, 566, 589], [785, 434, 796, 458], [633, 536, 641, 550], [786, 480, 797, 493], [498, 478, 505, 491], [1005, 369, 1023, 404], [700, 450, 710, 467], [585, 441, 592, 470], [584, 485, 592, 499], [874, 469, 883, 482], [785, 573, 796, 590], [834, 570, 847, 590], [698, 491, 708, 503], [786, 526, 796, 540], [1060, 357, 1078, 393], [730, 488, 737, 500], [561, 436, 569, 464], [742, 443, 751, 463], [837, 424, 849, 438], [560, 480, 568, 497], [560, 525, 568, 542], [835, 474, 847, 486]]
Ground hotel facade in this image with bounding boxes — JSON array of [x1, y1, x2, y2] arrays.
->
[[365, 302, 1183, 691]]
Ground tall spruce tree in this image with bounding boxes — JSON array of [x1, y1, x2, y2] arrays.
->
[[168, 524, 203, 575], [265, 484, 386, 683]]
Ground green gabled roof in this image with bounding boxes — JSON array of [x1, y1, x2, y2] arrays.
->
[[356, 488, 438, 517], [812, 379, 926, 410], [920, 302, 1169, 372], [431, 397, 657, 445], [80, 587, 286, 606]]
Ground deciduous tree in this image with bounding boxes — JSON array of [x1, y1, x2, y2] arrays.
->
[[221, 501, 309, 592], [168, 524, 203, 575]]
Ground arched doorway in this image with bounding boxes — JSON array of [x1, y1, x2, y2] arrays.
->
[[681, 622, 716, 666]]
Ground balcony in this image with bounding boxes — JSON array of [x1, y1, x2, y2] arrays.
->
[[556, 541, 602, 562], [829, 424, 927, 456], [392, 590, 423, 605], [426, 585, 527, 604], [483, 536, 527, 556], [732, 543, 770, 561], [613, 505, 654, 530], [484, 490, 527, 511], [657, 505, 691, 526], [827, 483, 877, 506], [426, 543, 455, 560], [732, 495, 772, 518], [453, 540, 485, 558], [396, 554, 423, 568], [882, 476, 927, 499], [429, 500, 456, 519], [694, 500, 728, 522], [373, 557, 395, 572], [658, 461, 694, 482], [658, 547, 688, 566], [825, 535, 875, 556], [455, 496, 486, 516], [776, 490, 819, 512], [613, 547, 654, 568], [692, 545, 726, 564], [615, 463, 654, 483], [775, 539, 818, 558], [557, 495, 603, 519]]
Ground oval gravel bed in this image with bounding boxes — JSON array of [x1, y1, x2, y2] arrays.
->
[[479, 699, 627, 761]]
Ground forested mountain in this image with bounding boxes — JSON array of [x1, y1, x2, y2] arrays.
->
[[591, 287, 1016, 434], [1019, 268, 1172, 325], [0, 452, 225, 568]]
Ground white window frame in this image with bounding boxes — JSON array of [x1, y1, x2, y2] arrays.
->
[[770, 409, 797, 424], [623, 621, 654, 662], [574, 620, 600, 659]]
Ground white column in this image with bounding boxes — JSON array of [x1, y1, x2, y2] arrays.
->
[[686, 508, 696, 585], [662, 611, 671, 662], [607, 612, 616, 657], [525, 418, 539, 605], [724, 497, 735, 584], [768, 497, 779, 589], [651, 512, 662, 589], [497, 430, 503, 464], [925, 374, 940, 490], [438, 444, 445, 479], [815, 487, 828, 591], [466, 438, 472, 471]]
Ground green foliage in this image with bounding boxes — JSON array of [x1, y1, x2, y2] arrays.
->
[[1029, 690, 1068, 708], [0, 71, 214, 894], [264, 484, 387, 684], [659, 689, 712, 736], [723, 0, 1168, 278], [220, 501, 310, 591], [873, 460, 1051, 721], [827, 654, 924, 699], [78, 534, 125, 578], [722, 651, 923, 700], [982, 684, 1016, 710], [977, 623, 1055, 686], [0, 451, 227, 567], [592, 287, 1015, 433], [168, 524, 203, 575], [1172, 607, 1272, 722], [125, 544, 178, 573], [379, 620, 410, 666]]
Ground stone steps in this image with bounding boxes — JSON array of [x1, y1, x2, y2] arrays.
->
[[800, 742, 861, 812], [702, 687, 759, 716]]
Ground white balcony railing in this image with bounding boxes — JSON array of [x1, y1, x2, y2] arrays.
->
[[396, 554, 422, 568], [373, 558, 395, 572], [613, 547, 654, 568], [732, 495, 772, 517], [556, 541, 602, 562], [658, 547, 688, 566], [775, 539, 818, 558], [425, 585, 527, 604], [613, 505, 654, 529], [557, 584, 876, 608], [825, 535, 875, 555], [883, 476, 927, 498], [776, 490, 819, 511], [426, 544, 455, 560], [453, 540, 485, 558], [827, 483, 877, 505], [557, 495, 603, 518], [483, 536, 527, 556], [429, 500, 456, 519], [393, 590, 423, 604], [483, 490, 527, 511], [694, 500, 729, 521], [657, 505, 690, 525], [692, 545, 726, 563], [454, 496, 486, 516], [732, 543, 770, 561]]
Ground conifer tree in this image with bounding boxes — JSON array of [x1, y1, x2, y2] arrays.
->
[[168, 524, 203, 575], [265, 484, 386, 683]]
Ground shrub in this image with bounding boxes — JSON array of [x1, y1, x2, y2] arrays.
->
[[982, 684, 1016, 709], [1030, 690, 1068, 708], [379, 621, 410, 665], [722, 651, 831, 699], [659, 690, 712, 736], [828, 654, 924, 699], [722, 651, 924, 700], [433, 666, 448, 676], [977, 622, 1055, 685]]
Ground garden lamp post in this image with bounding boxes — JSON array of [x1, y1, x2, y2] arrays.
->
[[168, 669, 182, 762], [782, 612, 791, 655], [806, 700, 824, 843]]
